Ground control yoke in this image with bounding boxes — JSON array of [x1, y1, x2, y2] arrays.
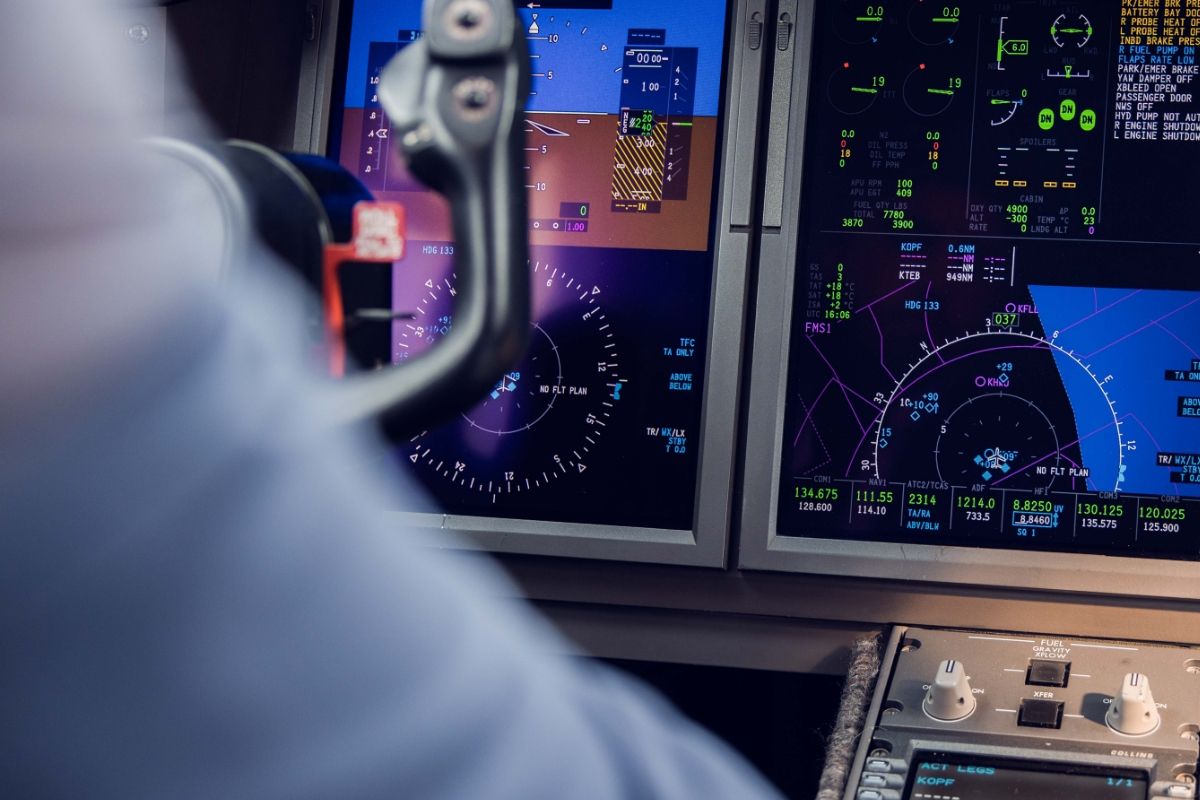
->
[[336, 0, 530, 439]]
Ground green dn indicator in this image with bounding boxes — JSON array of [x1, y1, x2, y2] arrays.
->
[[1038, 108, 1055, 131], [1080, 108, 1097, 131], [1059, 98, 1076, 121]]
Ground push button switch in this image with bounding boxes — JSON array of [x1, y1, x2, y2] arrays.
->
[[1018, 698, 1064, 729], [1026, 659, 1070, 687]]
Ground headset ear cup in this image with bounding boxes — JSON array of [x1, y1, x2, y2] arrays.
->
[[279, 152, 374, 246], [145, 137, 393, 370], [213, 142, 397, 372], [213, 140, 333, 294], [168, 138, 332, 357]]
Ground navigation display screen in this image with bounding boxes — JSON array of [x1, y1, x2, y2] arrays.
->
[[906, 756, 1146, 799], [331, 1, 730, 529], [779, 1, 1200, 558]]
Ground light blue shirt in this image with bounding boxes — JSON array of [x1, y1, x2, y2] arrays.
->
[[0, 2, 783, 797]]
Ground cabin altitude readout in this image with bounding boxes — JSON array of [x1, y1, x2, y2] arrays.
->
[[776, 1, 1200, 560], [330, 0, 732, 530]]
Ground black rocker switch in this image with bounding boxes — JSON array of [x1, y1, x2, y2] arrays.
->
[[1018, 698, 1065, 729], [1026, 659, 1071, 688]]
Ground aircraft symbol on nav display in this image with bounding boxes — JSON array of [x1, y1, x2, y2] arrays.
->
[[975, 447, 1016, 482]]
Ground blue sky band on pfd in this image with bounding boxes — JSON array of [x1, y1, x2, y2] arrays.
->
[[340, 0, 728, 116]]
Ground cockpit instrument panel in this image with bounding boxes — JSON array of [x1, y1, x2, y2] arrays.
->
[[327, 0, 751, 564], [743, 0, 1200, 595]]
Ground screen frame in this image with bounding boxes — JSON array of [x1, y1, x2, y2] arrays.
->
[[294, 0, 345, 154], [296, 0, 765, 567], [737, 1, 1200, 598]]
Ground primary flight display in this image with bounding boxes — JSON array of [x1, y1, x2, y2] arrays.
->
[[779, 0, 1200, 559], [331, 0, 730, 530]]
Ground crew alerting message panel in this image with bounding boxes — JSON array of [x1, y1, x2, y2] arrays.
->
[[779, 1, 1200, 559], [331, 1, 731, 531]]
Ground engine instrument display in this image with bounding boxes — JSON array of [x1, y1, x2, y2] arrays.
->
[[780, 1, 1200, 559], [331, 1, 730, 529]]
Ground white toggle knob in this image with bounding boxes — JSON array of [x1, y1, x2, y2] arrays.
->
[[1106, 672, 1161, 735], [923, 659, 977, 721]]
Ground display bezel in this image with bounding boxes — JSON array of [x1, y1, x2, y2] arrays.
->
[[295, 0, 760, 566], [737, 1, 1200, 598]]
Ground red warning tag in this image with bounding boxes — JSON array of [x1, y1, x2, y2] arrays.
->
[[351, 202, 406, 262], [323, 201, 407, 376]]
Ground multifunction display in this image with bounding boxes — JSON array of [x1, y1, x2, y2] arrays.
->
[[780, 1, 1200, 558], [333, 1, 729, 529], [906, 756, 1146, 800]]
